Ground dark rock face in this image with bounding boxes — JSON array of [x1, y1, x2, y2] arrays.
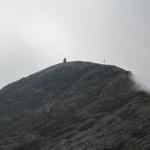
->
[[0, 61, 150, 150]]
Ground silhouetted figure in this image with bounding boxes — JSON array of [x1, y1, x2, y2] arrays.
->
[[63, 58, 67, 63], [103, 59, 106, 64]]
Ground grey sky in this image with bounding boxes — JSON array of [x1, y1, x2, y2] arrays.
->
[[0, 0, 150, 89]]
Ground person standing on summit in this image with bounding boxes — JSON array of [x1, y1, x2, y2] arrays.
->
[[63, 58, 67, 63]]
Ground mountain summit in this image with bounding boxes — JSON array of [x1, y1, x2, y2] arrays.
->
[[0, 61, 150, 150]]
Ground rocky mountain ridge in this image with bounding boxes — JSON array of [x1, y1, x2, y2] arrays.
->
[[0, 61, 150, 150]]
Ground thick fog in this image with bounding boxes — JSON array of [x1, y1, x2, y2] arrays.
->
[[0, 0, 150, 89]]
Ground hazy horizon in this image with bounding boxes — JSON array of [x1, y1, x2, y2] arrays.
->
[[0, 0, 150, 89]]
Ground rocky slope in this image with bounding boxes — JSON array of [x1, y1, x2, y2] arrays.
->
[[0, 61, 150, 150]]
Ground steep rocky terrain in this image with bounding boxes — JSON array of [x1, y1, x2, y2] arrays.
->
[[0, 61, 150, 150]]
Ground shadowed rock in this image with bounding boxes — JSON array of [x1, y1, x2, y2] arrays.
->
[[0, 61, 149, 150]]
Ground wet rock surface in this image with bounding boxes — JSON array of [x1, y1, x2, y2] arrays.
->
[[0, 61, 150, 150]]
